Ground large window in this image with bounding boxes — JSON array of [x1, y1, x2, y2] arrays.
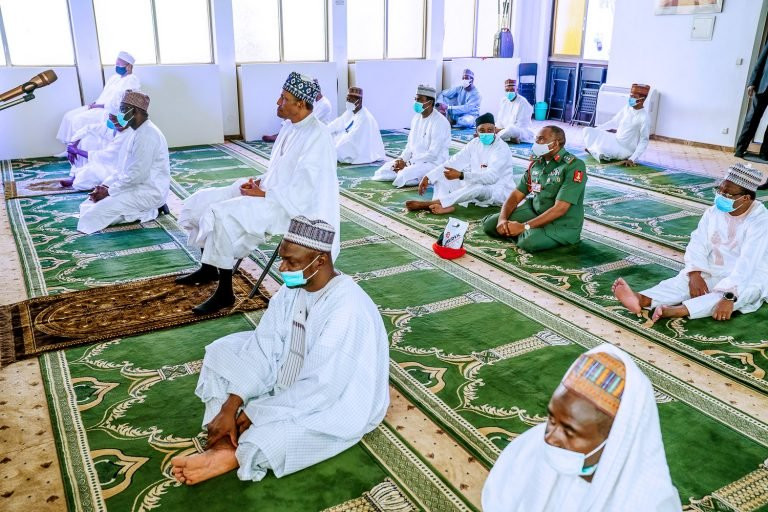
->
[[233, 0, 327, 63], [94, 0, 212, 65], [347, 0, 426, 60], [0, 0, 75, 66], [552, 0, 614, 61], [443, 0, 504, 58]]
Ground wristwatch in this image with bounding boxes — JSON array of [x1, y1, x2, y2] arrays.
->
[[722, 292, 737, 302], [524, 223, 531, 231], [459, 171, 464, 180]]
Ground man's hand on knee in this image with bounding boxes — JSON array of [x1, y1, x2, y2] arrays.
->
[[206, 394, 244, 448], [687, 271, 709, 298], [236, 411, 252, 436], [712, 299, 734, 321]]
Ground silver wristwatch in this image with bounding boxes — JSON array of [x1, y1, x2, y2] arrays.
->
[[722, 291, 737, 302]]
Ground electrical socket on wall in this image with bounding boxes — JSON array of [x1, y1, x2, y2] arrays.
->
[[721, 128, 729, 134]]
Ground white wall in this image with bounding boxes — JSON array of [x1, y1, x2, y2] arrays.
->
[[349, 60, 437, 130], [0, 67, 82, 160], [510, 0, 553, 104], [211, 0, 240, 136], [443, 58, 521, 117], [105, 65, 224, 148], [607, 0, 767, 147], [238, 63, 338, 141]]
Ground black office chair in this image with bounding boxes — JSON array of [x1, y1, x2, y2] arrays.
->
[[518, 63, 538, 107]]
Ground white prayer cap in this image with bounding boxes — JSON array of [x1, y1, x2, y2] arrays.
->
[[283, 216, 335, 253], [724, 163, 764, 192], [417, 84, 436, 98], [117, 51, 135, 65]]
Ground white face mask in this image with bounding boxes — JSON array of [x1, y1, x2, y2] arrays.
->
[[531, 141, 554, 157], [461, 79, 471, 88], [543, 437, 607, 477], [345, 101, 357, 112]]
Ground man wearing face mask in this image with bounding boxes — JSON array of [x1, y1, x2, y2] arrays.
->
[[60, 107, 132, 190], [77, 90, 170, 234], [482, 344, 680, 511], [582, 83, 651, 167], [613, 163, 768, 322], [372, 84, 450, 186], [436, 68, 481, 128], [327, 87, 385, 164], [171, 217, 390, 487], [405, 113, 514, 215], [482, 126, 587, 252], [495, 79, 534, 144], [57, 51, 140, 145], [177, 73, 340, 315]]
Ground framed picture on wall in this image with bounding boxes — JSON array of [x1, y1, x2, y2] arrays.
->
[[654, 0, 723, 15]]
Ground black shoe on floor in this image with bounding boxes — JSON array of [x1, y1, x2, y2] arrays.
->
[[734, 149, 746, 158], [175, 264, 219, 285], [158, 203, 170, 216], [192, 290, 235, 315]]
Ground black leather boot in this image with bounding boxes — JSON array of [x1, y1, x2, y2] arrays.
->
[[192, 269, 235, 315]]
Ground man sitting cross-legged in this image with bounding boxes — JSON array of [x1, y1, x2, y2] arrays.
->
[[482, 345, 680, 512], [613, 163, 768, 322], [171, 217, 390, 486], [495, 78, 534, 144], [405, 112, 514, 215], [176, 72, 340, 315], [482, 125, 587, 252]]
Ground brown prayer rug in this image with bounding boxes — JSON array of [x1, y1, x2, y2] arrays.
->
[[3, 179, 82, 199], [0, 273, 268, 365]]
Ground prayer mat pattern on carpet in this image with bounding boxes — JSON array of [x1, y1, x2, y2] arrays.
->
[[41, 314, 472, 512], [218, 145, 768, 508], [6, 192, 198, 297], [0, 273, 267, 366], [1, 157, 80, 199]]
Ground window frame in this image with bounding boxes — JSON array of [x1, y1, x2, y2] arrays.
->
[[234, 0, 329, 64], [550, 0, 612, 63], [442, 0, 509, 60], [348, 0, 427, 62], [0, 1, 76, 67]]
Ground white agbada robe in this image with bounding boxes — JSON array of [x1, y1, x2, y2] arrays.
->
[[496, 94, 535, 143], [327, 106, 386, 164], [195, 274, 390, 481], [68, 122, 131, 191], [482, 344, 681, 512], [57, 73, 140, 143], [425, 136, 515, 208], [371, 109, 451, 187], [313, 96, 334, 124], [179, 114, 340, 268], [642, 201, 768, 318], [583, 105, 650, 162], [77, 120, 169, 234]]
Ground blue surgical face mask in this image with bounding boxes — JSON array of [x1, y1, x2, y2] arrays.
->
[[116, 65, 128, 76], [714, 193, 737, 213], [478, 133, 495, 146], [280, 254, 321, 288], [106, 117, 116, 130], [116, 108, 134, 128], [628, 97, 638, 107], [507, 92, 516, 101], [413, 102, 424, 114]]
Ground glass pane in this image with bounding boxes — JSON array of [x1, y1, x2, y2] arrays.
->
[[282, 0, 326, 61], [443, 0, 475, 58], [582, 0, 614, 61], [94, 0, 156, 64], [0, 32, 5, 66], [155, 0, 211, 63], [387, 0, 425, 59], [233, 0, 280, 62], [475, 0, 498, 57], [347, 0, 384, 60], [552, 0, 586, 56], [1, 0, 74, 65]]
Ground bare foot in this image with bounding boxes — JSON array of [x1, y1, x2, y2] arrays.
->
[[59, 177, 74, 188], [428, 204, 455, 215], [405, 200, 435, 212], [612, 278, 642, 314], [171, 443, 239, 485]]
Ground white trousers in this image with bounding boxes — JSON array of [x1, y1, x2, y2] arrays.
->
[[77, 193, 159, 234], [641, 272, 764, 319], [432, 180, 501, 208], [72, 163, 113, 191], [583, 127, 633, 161], [371, 161, 435, 187], [57, 107, 106, 144], [497, 125, 534, 143]]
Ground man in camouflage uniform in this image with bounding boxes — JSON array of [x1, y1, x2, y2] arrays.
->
[[482, 125, 587, 252]]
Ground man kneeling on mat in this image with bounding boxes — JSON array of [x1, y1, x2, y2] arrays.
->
[[613, 163, 768, 322], [482, 126, 587, 252]]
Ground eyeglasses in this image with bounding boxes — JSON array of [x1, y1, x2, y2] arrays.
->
[[713, 188, 744, 199]]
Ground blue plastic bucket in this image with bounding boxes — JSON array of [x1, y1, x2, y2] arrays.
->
[[534, 102, 548, 121]]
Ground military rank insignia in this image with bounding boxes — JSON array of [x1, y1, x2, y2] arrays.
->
[[573, 170, 584, 183]]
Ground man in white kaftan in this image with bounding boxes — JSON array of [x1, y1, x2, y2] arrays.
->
[[405, 113, 514, 215], [313, 79, 334, 124], [77, 91, 169, 234], [177, 72, 340, 315], [170, 218, 390, 486], [327, 86, 385, 164], [372, 84, 451, 187], [583, 83, 651, 166], [482, 345, 680, 512], [57, 51, 140, 144], [614, 163, 768, 322], [496, 78, 534, 143]]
